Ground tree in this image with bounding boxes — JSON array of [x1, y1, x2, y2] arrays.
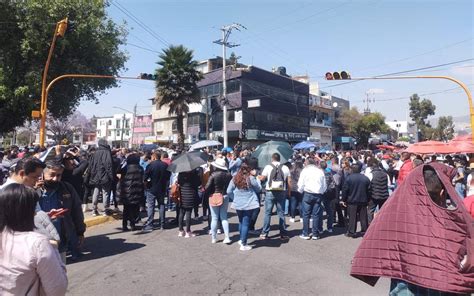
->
[[335, 107, 389, 148], [155, 45, 203, 150], [409, 94, 436, 140], [47, 111, 91, 143], [0, 1, 127, 133], [434, 116, 455, 142]]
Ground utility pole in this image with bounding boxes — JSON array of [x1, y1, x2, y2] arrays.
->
[[120, 113, 126, 148], [364, 91, 375, 115], [204, 89, 210, 140], [214, 23, 246, 147], [131, 103, 137, 148]]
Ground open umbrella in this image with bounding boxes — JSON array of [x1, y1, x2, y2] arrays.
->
[[293, 141, 316, 150], [252, 141, 293, 168], [405, 140, 458, 154], [189, 140, 222, 151], [447, 141, 474, 153], [167, 151, 208, 173]]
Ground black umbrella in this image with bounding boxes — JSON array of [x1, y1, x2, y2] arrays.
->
[[167, 151, 208, 173]]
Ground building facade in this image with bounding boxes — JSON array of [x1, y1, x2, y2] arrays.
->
[[132, 114, 153, 146], [96, 113, 133, 148], [151, 65, 310, 146]]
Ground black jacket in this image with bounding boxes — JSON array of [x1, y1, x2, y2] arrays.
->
[[370, 167, 389, 200], [120, 164, 145, 205], [342, 173, 371, 205], [88, 139, 114, 186], [144, 160, 170, 198], [205, 170, 232, 196], [62, 159, 88, 197], [178, 170, 201, 209]]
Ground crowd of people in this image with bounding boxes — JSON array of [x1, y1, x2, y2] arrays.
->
[[1, 140, 474, 295]]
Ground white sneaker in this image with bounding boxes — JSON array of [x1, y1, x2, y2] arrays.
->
[[239, 245, 252, 251], [211, 238, 217, 244], [223, 237, 231, 244], [289, 218, 295, 223], [238, 240, 243, 246], [300, 218, 303, 223], [217, 229, 222, 234], [328, 229, 333, 233], [82, 204, 89, 213], [208, 230, 213, 235]]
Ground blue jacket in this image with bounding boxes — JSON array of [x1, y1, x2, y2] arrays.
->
[[227, 176, 261, 210]]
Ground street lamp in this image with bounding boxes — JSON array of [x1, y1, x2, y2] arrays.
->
[[38, 18, 68, 147], [113, 106, 135, 148]]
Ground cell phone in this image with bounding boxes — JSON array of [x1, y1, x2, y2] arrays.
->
[[48, 208, 69, 218]]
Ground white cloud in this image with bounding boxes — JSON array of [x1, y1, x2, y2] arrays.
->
[[366, 88, 385, 94]]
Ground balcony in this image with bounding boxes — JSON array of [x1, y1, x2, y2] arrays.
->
[[310, 118, 332, 128]]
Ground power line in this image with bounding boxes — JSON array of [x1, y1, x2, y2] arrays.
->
[[322, 58, 474, 88], [110, 0, 170, 47], [126, 42, 161, 54]]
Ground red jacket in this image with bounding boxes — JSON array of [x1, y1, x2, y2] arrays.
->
[[397, 159, 413, 185], [351, 162, 474, 294]]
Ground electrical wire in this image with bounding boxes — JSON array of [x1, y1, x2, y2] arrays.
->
[[126, 42, 161, 54], [322, 58, 474, 88], [110, 0, 169, 47]]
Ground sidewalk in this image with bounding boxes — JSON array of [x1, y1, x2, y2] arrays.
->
[[83, 205, 122, 228]]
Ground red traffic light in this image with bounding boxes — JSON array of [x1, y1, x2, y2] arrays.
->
[[325, 72, 334, 80]]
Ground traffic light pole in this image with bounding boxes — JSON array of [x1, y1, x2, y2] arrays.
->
[[342, 75, 473, 143], [38, 74, 145, 147]]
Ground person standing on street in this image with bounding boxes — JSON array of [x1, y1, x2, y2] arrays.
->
[[259, 153, 291, 240], [227, 163, 262, 251], [205, 158, 232, 244], [88, 139, 114, 216], [177, 169, 201, 238], [143, 151, 170, 232], [119, 154, 145, 231], [342, 164, 371, 238], [397, 152, 413, 186], [366, 159, 390, 223], [289, 159, 304, 223], [297, 157, 327, 240]]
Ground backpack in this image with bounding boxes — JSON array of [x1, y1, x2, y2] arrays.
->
[[269, 164, 285, 191], [325, 171, 336, 192]]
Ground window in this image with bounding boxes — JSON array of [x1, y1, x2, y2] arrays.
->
[[108, 120, 112, 126], [107, 131, 111, 136], [228, 110, 235, 122], [172, 120, 178, 131], [125, 119, 130, 128], [126, 130, 129, 136], [116, 130, 120, 136], [116, 119, 121, 128]]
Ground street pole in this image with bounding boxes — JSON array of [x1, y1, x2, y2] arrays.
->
[[131, 103, 137, 149], [39, 18, 68, 147], [120, 113, 126, 148], [222, 29, 228, 147], [214, 23, 246, 148], [37, 74, 145, 147], [204, 89, 209, 140]]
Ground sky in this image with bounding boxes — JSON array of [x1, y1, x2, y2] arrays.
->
[[78, 0, 474, 126]]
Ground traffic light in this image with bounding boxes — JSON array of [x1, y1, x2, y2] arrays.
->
[[56, 18, 68, 37], [139, 73, 157, 80], [325, 71, 351, 80]]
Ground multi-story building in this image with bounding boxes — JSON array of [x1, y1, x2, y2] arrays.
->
[[96, 113, 133, 148], [151, 65, 309, 146], [132, 114, 153, 146], [386, 120, 418, 142]]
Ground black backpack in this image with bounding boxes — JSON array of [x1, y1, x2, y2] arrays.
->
[[269, 164, 285, 191]]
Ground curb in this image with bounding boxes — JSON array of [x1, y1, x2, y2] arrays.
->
[[85, 214, 119, 228]]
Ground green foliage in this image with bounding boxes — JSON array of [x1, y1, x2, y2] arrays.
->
[[0, 0, 128, 132], [409, 94, 436, 140], [397, 136, 411, 142], [433, 116, 455, 141], [155, 45, 203, 150], [336, 107, 389, 148]]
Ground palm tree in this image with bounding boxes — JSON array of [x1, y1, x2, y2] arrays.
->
[[155, 45, 203, 151]]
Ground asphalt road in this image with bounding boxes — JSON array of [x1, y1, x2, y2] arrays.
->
[[67, 210, 389, 296]]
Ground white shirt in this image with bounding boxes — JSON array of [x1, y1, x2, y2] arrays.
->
[[261, 162, 290, 190], [297, 165, 327, 194]]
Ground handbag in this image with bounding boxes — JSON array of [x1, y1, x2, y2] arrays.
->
[[170, 183, 181, 204], [209, 192, 224, 207]]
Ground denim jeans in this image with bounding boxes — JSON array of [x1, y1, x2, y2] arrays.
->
[[302, 192, 323, 237], [144, 190, 166, 229], [237, 209, 255, 245], [290, 191, 302, 219], [284, 199, 289, 215], [455, 182, 465, 199], [318, 195, 334, 232], [261, 191, 287, 237], [92, 185, 111, 211], [209, 196, 230, 239]]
